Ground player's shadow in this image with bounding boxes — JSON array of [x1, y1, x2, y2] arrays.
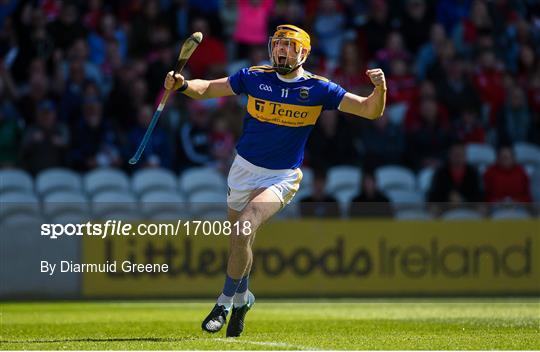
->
[[1, 337, 197, 344]]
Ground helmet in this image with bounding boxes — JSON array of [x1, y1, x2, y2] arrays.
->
[[268, 24, 311, 75]]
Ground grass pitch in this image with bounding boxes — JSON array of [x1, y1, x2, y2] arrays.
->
[[1, 299, 539, 350]]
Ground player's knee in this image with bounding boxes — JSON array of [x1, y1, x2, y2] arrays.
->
[[230, 213, 258, 249], [230, 230, 252, 249], [238, 206, 262, 232]]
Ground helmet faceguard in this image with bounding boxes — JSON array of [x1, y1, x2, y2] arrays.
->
[[268, 25, 311, 75]]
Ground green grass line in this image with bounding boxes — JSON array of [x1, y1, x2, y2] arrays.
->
[[1, 299, 539, 350]]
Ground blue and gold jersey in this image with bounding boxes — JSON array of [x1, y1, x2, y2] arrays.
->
[[228, 65, 346, 169]]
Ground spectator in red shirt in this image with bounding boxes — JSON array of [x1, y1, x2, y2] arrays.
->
[[453, 0, 493, 54], [386, 58, 417, 106], [483, 145, 532, 203], [209, 117, 235, 174], [473, 50, 505, 124], [187, 18, 227, 78], [332, 41, 371, 95], [453, 107, 486, 143], [404, 80, 449, 131]]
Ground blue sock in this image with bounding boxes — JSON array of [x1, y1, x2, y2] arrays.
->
[[233, 276, 250, 307], [222, 275, 239, 297], [236, 276, 249, 293]]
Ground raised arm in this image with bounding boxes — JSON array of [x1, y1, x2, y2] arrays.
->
[[164, 71, 236, 99], [338, 68, 387, 120]]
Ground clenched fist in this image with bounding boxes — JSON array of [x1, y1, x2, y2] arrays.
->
[[366, 69, 386, 90], [164, 71, 185, 90]]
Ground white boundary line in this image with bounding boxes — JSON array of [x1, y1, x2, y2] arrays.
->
[[213, 337, 321, 350]]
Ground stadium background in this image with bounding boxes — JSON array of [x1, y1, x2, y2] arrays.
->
[[0, 0, 539, 301]]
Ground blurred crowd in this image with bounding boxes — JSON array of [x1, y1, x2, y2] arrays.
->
[[1, 0, 539, 204]]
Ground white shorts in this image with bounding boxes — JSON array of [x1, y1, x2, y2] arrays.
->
[[227, 154, 303, 212]]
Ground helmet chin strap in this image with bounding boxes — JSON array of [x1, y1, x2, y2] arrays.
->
[[275, 64, 301, 75]]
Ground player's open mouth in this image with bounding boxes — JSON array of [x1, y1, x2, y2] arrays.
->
[[278, 55, 287, 64]]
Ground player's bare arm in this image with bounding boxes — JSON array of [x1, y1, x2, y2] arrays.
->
[[338, 68, 387, 119], [164, 72, 235, 99]]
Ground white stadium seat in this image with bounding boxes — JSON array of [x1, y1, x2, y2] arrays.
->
[[524, 165, 536, 177], [417, 167, 435, 195], [0, 212, 44, 228], [84, 168, 130, 194], [375, 165, 415, 191], [385, 189, 424, 210], [132, 168, 177, 195], [35, 168, 82, 196], [42, 191, 89, 217], [324, 166, 361, 217], [149, 210, 192, 221], [395, 209, 433, 220], [0, 169, 33, 194], [333, 188, 359, 205], [50, 210, 92, 224], [491, 208, 531, 220], [96, 209, 141, 221], [441, 208, 483, 221], [92, 190, 138, 217], [514, 142, 540, 166], [466, 143, 495, 168], [140, 190, 186, 203], [188, 190, 227, 204], [325, 165, 361, 194], [179, 167, 227, 195], [188, 190, 227, 218], [92, 190, 137, 203], [0, 192, 40, 219], [140, 190, 187, 217]]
